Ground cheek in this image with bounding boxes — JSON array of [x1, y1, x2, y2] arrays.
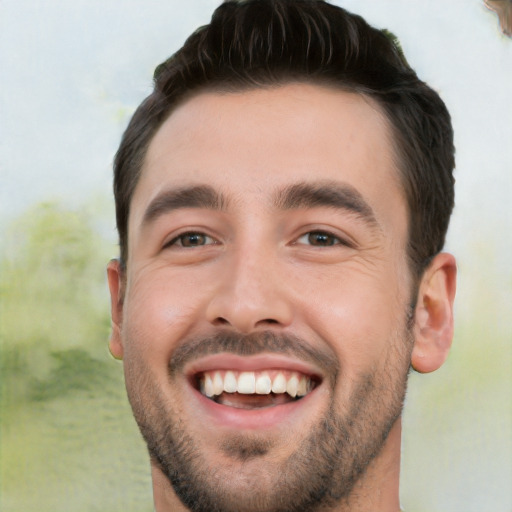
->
[[121, 268, 212, 363], [296, 266, 406, 374]]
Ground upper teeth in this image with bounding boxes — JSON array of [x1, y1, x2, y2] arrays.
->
[[199, 370, 313, 398]]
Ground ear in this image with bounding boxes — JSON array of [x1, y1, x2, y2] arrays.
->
[[411, 252, 457, 373], [107, 259, 125, 360]]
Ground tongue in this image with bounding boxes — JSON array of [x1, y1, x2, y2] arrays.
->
[[215, 392, 295, 409]]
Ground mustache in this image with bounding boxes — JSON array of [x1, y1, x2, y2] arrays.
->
[[169, 330, 339, 378]]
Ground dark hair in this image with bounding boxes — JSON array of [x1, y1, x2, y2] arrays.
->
[[114, 0, 455, 279]]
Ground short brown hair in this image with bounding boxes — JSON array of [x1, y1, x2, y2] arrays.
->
[[114, 0, 455, 279]]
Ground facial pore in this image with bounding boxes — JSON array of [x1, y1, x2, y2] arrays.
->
[[124, 328, 413, 512]]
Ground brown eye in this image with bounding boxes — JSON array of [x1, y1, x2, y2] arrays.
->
[[297, 231, 343, 247], [169, 232, 214, 248], [308, 232, 337, 246]]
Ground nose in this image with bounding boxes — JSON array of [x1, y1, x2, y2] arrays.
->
[[205, 246, 293, 333]]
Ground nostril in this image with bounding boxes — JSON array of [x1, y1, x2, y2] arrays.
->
[[212, 317, 230, 326], [206, 290, 293, 332], [210, 316, 280, 331]]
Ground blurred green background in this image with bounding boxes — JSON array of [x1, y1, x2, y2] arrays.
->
[[0, 202, 153, 511], [1, 1, 511, 511]]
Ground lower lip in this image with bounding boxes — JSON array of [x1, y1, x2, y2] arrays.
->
[[188, 384, 320, 430]]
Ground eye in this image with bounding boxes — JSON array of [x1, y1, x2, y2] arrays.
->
[[297, 231, 346, 247], [166, 232, 216, 248]]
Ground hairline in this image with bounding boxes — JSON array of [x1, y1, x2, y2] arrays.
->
[[122, 78, 420, 284]]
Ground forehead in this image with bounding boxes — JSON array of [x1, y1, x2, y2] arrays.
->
[[130, 83, 406, 239]]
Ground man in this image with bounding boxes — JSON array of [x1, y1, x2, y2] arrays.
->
[[107, 1, 457, 511]]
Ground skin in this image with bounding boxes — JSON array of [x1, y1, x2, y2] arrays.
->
[[108, 83, 456, 512]]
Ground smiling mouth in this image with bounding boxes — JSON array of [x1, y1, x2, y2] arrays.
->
[[195, 370, 319, 409]]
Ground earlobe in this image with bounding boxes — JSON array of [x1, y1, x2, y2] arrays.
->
[[411, 253, 457, 373], [107, 259, 125, 360]]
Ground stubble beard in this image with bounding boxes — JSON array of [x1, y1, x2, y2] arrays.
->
[[124, 328, 413, 512]]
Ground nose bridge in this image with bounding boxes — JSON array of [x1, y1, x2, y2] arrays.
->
[[206, 237, 292, 332]]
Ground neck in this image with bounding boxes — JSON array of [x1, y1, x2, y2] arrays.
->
[[333, 418, 402, 511], [152, 419, 402, 512], [152, 466, 189, 512]]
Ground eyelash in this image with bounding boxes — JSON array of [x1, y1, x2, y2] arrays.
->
[[296, 230, 350, 248], [165, 232, 217, 248], [165, 229, 350, 249]]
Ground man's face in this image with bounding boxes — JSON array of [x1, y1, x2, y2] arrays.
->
[[111, 84, 417, 511]]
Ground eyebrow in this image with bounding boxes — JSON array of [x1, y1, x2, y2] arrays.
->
[[273, 181, 380, 228], [141, 181, 379, 229], [142, 185, 226, 225]]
